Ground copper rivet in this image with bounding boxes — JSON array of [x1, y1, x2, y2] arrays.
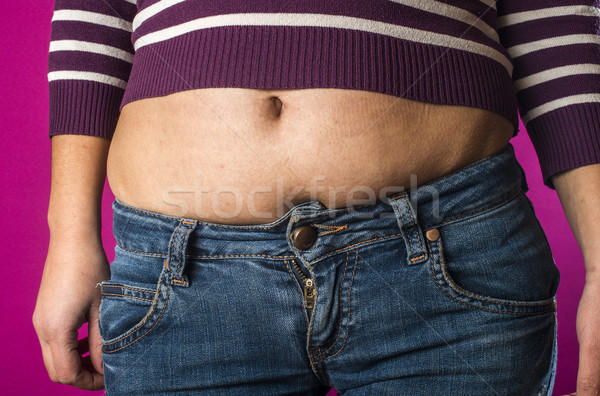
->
[[425, 228, 440, 241], [292, 226, 318, 250]]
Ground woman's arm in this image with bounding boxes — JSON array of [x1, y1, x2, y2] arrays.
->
[[552, 163, 600, 396], [32, 134, 111, 390], [37, 0, 136, 385]]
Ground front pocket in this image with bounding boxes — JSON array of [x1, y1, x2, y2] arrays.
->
[[427, 193, 559, 315], [98, 282, 157, 342], [99, 246, 171, 353]]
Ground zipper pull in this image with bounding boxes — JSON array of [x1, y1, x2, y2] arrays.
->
[[303, 278, 315, 309]]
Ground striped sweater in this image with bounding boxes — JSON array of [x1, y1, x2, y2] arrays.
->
[[47, 0, 600, 188]]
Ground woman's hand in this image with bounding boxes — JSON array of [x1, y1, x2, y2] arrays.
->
[[32, 237, 110, 390], [553, 164, 600, 396], [569, 273, 600, 396]]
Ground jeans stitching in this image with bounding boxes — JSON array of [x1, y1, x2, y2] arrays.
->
[[543, 313, 558, 394], [178, 224, 195, 278], [118, 236, 402, 262], [102, 269, 170, 350], [311, 233, 403, 264], [409, 253, 425, 262], [100, 293, 154, 303], [311, 223, 349, 237], [166, 222, 183, 271], [308, 347, 324, 380], [392, 199, 415, 259], [116, 246, 168, 257], [172, 223, 186, 276], [103, 281, 171, 353], [100, 283, 157, 295], [311, 224, 347, 230], [322, 250, 350, 355], [429, 239, 556, 315], [307, 279, 326, 382], [430, 190, 521, 230], [323, 249, 358, 361], [283, 260, 309, 330], [188, 254, 297, 259], [436, 233, 555, 307], [403, 197, 425, 259]]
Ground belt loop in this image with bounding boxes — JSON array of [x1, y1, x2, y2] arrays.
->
[[389, 193, 429, 265], [166, 219, 198, 287]]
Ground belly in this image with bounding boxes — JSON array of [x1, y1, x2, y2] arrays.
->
[[107, 88, 514, 224]]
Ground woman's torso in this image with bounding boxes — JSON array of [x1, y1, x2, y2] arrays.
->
[[107, 88, 514, 224]]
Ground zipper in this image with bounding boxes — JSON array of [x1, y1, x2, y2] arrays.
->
[[291, 260, 316, 310], [303, 279, 316, 310]]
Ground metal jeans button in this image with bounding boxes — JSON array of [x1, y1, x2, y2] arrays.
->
[[292, 226, 318, 250], [425, 228, 440, 241]]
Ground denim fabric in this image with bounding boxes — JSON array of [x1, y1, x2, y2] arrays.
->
[[99, 143, 560, 396]]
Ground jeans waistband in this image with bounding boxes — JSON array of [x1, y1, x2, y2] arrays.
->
[[112, 143, 526, 270]]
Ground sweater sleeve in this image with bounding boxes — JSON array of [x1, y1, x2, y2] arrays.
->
[[47, 0, 137, 140], [496, 1, 600, 189]]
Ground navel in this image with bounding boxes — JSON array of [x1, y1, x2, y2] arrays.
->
[[270, 96, 283, 118]]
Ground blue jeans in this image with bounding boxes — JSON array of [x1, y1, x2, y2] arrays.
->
[[99, 143, 560, 395]]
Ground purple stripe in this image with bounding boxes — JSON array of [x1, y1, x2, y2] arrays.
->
[[517, 74, 600, 109], [48, 52, 133, 81], [511, 43, 600, 80], [499, 15, 598, 46], [51, 21, 132, 49]]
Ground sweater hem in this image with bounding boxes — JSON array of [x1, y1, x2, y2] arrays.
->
[[49, 80, 124, 140], [525, 102, 600, 189], [121, 25, 519, 130]]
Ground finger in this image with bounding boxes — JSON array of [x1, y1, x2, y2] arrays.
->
[[34, 328, 60, 382], [40, 341, 58, 382], [48, 330, 104, 390], [576, 339, 600, 395], [88, 306, 104, 376]]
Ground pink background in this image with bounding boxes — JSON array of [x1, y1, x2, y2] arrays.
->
[[1, 2, 585, 394]]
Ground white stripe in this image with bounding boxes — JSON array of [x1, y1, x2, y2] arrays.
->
[[48, 70, 127, 89], [133, 0, 185, 31], [52, 9, 132, 32], [389, 0, 498, 42], [134, 13, 513, 74], [50, 40, 134, 63], [514, 64, 600, 91], [123, 0, 137, 5], [479, 0, 496, 10], [522, 93, 600, 123], [497, 6, 600, 28], [507, 34, 600, 59]]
